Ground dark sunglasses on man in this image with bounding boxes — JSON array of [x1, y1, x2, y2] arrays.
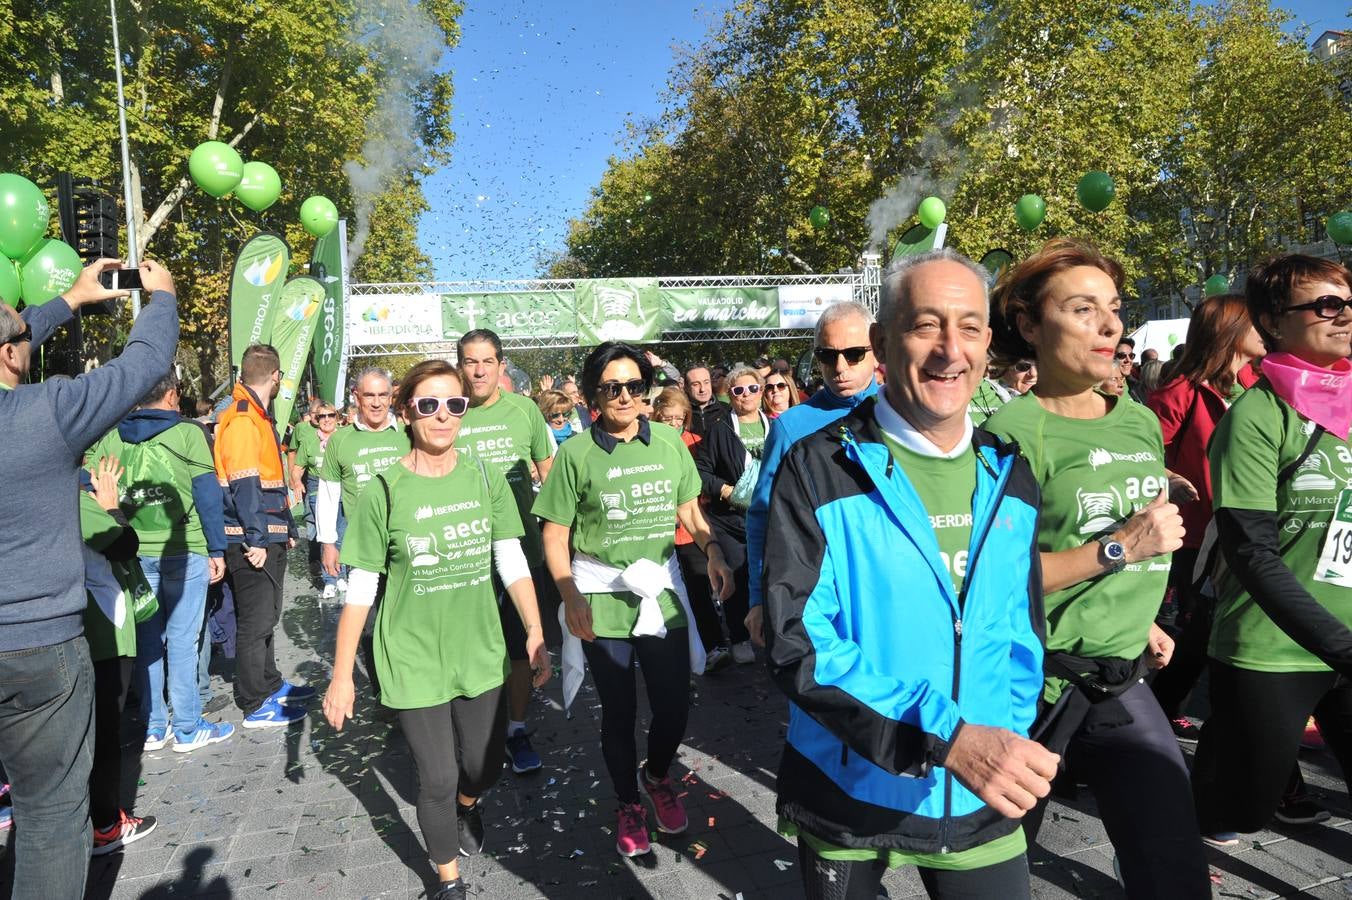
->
[[599, 379, 647, 400], [1287, 295, 1352, 320], [411, 396, 470, 418], [813, 346, 870, 366], [1012, 360, 1035, 373]]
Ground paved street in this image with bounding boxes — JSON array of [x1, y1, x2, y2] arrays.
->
[[5, 546, 1352, 899]]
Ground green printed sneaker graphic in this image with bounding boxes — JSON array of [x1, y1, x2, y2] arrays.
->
[[1076, 485, 1125, 535], [601, 491, 629, 521], [1292, 451, 1337, 493]]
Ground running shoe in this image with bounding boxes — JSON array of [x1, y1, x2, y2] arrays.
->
[[1202, 832, 1240, 848], [241, 698, 307, 728], [703, 646, 732, 673], [91, 810, 157, 856], [432, 878, 467, 900], [457, 800, 485, 855], [270, 680, 316, 705], [615, 802, 651, 857], [202, 695, 230, 715], [1170, 717, 1202, 743], [143, 727, 171, 751], [321, 584, 337, 600], [173, 719, 235, 753], [638, 770, 688, 834], [1274, 795, 1330, 826], [731, 640, 756, 665], [506, 727, 542, 774], [0, 808, 11, 832], [1301, 718, 1326, 750]]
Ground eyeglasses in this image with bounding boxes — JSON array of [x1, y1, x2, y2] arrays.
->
[[1013, 361, 1035, 373], [316, 413, 338, 420], [1113, 352, 1132, 362], [598, 379, 646, 400], [410, 396, 470, 418], [730, 383, 761, 397], [1287, 295, 1352, 320], [656, 414, 685, 426], [547, 411, 570, 422], [3, 324, 32, 346], [764, 382, 789, 392], [813, 346, 870, 366]]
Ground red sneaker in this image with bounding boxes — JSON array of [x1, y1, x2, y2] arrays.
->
[[1302, 718, 1326, 751], [638, 771, 689, 834], [92, 809, 157, 856], [615, 802, 651, 857]]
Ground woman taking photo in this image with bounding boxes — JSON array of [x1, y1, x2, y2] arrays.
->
[[984, 238, 1209, 895], [1145, 295, 1264, 742], [535, 342, 732, 859], [323, 360, 550, 900], [1191, 255, 1352, 843], [762, 369, 799, 420]]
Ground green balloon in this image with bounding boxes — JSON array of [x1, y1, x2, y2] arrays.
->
[[0, 174, 50, 260], [188, 141, 244, 198], [809, 205, 830, 229], [917, 196, 947, 230], [0, 260, 19, 307], [1327, 211, 1352, 245], [1014, 194, 1046, 232], [300, 196, 339, 237], [1204, 274, 1229, 297], [236, 162, 282, 212], [18, 238, 82, 306], [1076, 171, 1116, 213]]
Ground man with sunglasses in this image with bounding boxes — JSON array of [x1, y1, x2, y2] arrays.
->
[[0, 258, 178, 897], [455, 329, 558, 775], [744, 301, 879, 644]]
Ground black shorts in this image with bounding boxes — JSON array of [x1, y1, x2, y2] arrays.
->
[[496, 564, 563, 660]]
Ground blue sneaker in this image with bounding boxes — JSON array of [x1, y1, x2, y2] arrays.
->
[[271, 680, 316, 705], [241, 699, 307, 729], [0, 807, 11, 832], [143, 727, 171, 751], [506, 727, 542, 774], [173, 719, 235, 753]]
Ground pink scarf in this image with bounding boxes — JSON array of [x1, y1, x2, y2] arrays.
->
[[1261, 352, 1352, 440]]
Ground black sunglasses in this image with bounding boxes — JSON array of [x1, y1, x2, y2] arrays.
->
[[1013, 360, 1035, 373], [316, 412, 338, 420], [813, 346, 870, 366], [1287, 295, 1352, 320], [730, 383, 761, 397], [598, 379, 647, 400], [3, 324, 32, 346], [765, 382, 789, 391], [411, 396, 470, 418], [547, 411, 570, 421]]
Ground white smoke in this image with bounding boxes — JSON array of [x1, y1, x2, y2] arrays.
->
[[344, 0, 446, 266]]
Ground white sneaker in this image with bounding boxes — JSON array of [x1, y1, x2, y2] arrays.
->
[[731, 641, 756, 665], [336, 578, 348, 592], [321, 584, 337, 600]]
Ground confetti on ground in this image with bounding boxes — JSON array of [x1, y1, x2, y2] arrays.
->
[[707, 817, 716, 827], [689, 840, 708, 859], [774, 858, 794, 871]]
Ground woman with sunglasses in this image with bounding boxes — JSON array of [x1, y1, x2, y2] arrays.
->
[[534, 342, 732, 859], [535, 389, 577, 444], [694, 365, 769, 668], [293, 402, 343, 598], [983, 238, 1209, 895], [970, 358, 1038, 423], [323, 360, 550, 900], [1191, 255, 1352, 845], [762, 370, 799, 420]]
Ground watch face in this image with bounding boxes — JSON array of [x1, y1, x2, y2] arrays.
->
[[1105, 541, 1126, 561]]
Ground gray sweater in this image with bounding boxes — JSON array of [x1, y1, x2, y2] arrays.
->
[[0, 291, 179, 651]]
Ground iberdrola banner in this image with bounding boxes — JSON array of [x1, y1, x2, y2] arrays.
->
[[270, 276, 324, 433], [228, 232, 291, 369], [575, 278, 666, 344], [310, 221, 347, 405]]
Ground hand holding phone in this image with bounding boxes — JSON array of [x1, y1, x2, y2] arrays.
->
[[98, 266, 143, 292]]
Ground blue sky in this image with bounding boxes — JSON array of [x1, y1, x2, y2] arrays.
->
[[416, 0, 1346, 283]]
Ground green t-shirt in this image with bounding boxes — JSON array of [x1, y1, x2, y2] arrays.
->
[[1209, 382, 1352, 672], [455, 391, 555, 567], [88, 421, 215, 557], [80, 491, 138, 662], [293, 423, 329, 475], [340, 457, 525, 708], [532, 423, 701, 638], [734, 416, 767, 460], [984, 393, 1171, 701], [316, 423, 411, 513], [880, 436, 976, 594]]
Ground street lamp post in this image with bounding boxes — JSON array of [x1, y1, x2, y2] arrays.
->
[[109, 0, 142, 317]]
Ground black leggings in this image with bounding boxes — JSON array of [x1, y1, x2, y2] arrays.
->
[[797, 839, 1030, 900], [676, 542, 723, 652], [714, 531, 751, 646], [1193, 662, 1352, 834], [1026, 680, 1209, 898], [89, 657, 133, 830], [398, 686, 507, 864], [1151, 548, 1211, 719], [581, 630, 690, 804]]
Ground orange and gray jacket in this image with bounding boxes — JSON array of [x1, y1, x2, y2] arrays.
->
[[214, 383, 295, 547]]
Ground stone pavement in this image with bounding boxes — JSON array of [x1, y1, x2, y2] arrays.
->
[[4, 546, 1352, 899]]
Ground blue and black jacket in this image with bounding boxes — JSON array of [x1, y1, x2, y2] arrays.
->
[[764, 398, 1045, 853]]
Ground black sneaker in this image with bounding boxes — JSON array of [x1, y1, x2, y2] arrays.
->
[[432, 877, 467, 900], [1170, 717, 1202, 743], [202, 695, 231, 715], [456, 800, 484, 855], [1275, 795, 1331, 826]]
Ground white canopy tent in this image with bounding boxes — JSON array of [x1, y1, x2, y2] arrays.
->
[[1127, 318, 1190, 360]]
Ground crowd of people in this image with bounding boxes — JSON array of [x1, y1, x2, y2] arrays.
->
[[1, 240, 1351, 900]]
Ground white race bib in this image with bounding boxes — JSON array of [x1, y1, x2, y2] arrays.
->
[[1313, 489, 1352, 587]]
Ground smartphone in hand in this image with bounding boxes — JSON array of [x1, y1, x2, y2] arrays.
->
[[98, 266, 143, 292]]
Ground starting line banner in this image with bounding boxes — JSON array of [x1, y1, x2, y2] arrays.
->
[[348, 280, 854, 348]]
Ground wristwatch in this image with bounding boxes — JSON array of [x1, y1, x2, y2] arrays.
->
[[1096, 534, 1127, 572]]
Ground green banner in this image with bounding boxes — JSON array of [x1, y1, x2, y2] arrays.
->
[[228, 232, 291, 370], [662, 286, 780, 330], [892, 222, 947, 260], [441, 290, 577, 341], [270, 276, 325, 434], [309, 221, 347, 405], [576, 278, 666, 344]]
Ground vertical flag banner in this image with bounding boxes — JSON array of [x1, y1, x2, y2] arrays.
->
[[270, 276, 325, 432], [228, 232, 291, 369], [310, 220, 347, 405], [891, 222, 947, 261], [575, 277, 666, 343]]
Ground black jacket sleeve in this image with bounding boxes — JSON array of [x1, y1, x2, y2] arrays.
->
[[1216, 506, 1352, 676]]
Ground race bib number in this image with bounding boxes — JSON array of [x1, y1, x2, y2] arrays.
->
[[1314, 490, 1352, 587]]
